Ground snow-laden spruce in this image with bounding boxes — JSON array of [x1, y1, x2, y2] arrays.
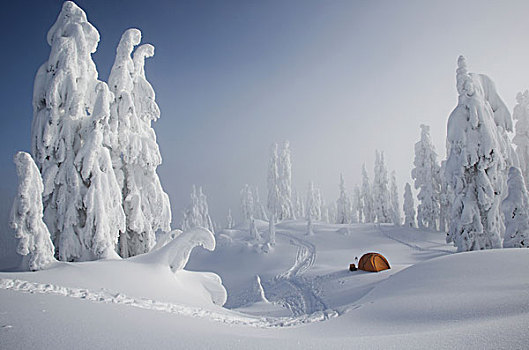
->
[[513, 90, 529, 186], [390, 171, 401, 226], [336, 174, 352, 224], [439, 161, 451, 233], [252, 187, 268, 221], [445, 56, 514, 251], [75, 83, 125, 260], [240, 184, 254, 224], [266, 143, 280, 246], [226, 209, 234, 229], [31, 1, 103, 261], [353, 185, 363, 224], [403, 183, 416, 228], [319, 191, 328, 223], [10, 152, 56, 271], [412, 124, 441, 230], [306, 182, 319, 235], [108, 28, 171, 257], [361, 164, 374, 223], [277, 141, 294, 220], [182, 186, 214, 234], [501, 167, 529, 248], [373, 151, 391, 223], [292, 189, 305, 220]]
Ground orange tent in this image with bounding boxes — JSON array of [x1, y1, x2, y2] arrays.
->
[[358, 252, 390, 272]]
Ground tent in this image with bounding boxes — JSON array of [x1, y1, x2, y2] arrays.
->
[[358, 252, 390, 272]]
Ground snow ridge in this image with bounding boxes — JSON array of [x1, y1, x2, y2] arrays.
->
[[0, 278, 337, 328]]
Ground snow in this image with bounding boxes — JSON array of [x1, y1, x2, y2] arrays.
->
[[2, 220, 529, 348]]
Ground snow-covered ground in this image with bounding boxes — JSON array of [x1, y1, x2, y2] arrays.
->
[[1, 222, 528, 349]]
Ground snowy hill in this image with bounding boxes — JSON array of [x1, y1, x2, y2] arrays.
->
[[1, 222, 528, 349]]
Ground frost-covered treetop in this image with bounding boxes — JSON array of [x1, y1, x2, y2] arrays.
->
[[134, 44, 155, 80], [109, 28, 141, 94], [456, 55, 471, 96], [456, 55, 512, 133], [132, 44, 160, 123], [47, 1, 99, 54]]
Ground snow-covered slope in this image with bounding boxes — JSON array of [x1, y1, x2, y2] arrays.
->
[[1, 222, 528, 349]]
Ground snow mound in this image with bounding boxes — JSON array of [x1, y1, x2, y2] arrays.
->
[[357, 249, 529, 325], [0, 227, 226, 308], [133, 227, 215, 272]]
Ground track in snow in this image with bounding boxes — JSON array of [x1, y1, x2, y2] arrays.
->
[[0, 278, 337, 328], [377, 225, 454, 254], [261, 232, 331, 317]]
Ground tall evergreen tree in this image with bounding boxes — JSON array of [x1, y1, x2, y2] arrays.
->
[[31, 2, 101, 261], [226, 209, 234, 229], [361, 164, 374, 223], [75, 83, 125, 259], [266, 144, 279, 246], [277, 141, 294, 220], [306, 181, 319, 235], [336, 174, 352, 224], [502, 167, 529, 248], [390, 171, 401, 226], [253, 186, 268, 221], [10, 152, 56, 271], [373, 151, 391, 223], [403, 183, 416, 228], [240, 184, 254, 224], [412, 124, 441, 230], [108, 28, 171, 257], [353, 185, 363, 223], [513, 90, 529, 186], [445, 56, 514, 251]]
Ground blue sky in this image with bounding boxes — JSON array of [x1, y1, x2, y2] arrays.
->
[[2, 0, 529, 227]]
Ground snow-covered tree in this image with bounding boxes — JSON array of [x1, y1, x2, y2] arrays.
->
[[403, 182, 416, 228], [292, 189, 304, 219], [277, 141, 294, 220], [412, 124, 441, 230], [373, 151, 391, 223], [306, 181, 319, 235], [307, 213, 314, 236], [109, 29, 171, 257], [390, 171, 401, 226], [328, 202, 337, 224], [513, 90, 529, 186], [445, 56, 514, 251], [75, 83, 125, 260], [253, 186, 268, 221], [198, 187, 214, 234], [226, 209, 234, 229], [336, 174, 352, 224], [353, 185, 363, 223], [439, 160, 451, 232], [31, 2, 102, 261], [361, 164, 374, 223], [306, 182, 319, 221], [314, 188, 322, 220], [249, 218, 260, 241], [240, 184, 254, 224], [266, 144, 280, 246], [321, 206, 330, 224], [10, 152, 55, 271], [502, 167, 529, 248], [182, 186, 213, 233]]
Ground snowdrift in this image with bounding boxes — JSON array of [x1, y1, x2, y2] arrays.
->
[[355, 248, 529, 325], [0, 228, 226, 308]]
